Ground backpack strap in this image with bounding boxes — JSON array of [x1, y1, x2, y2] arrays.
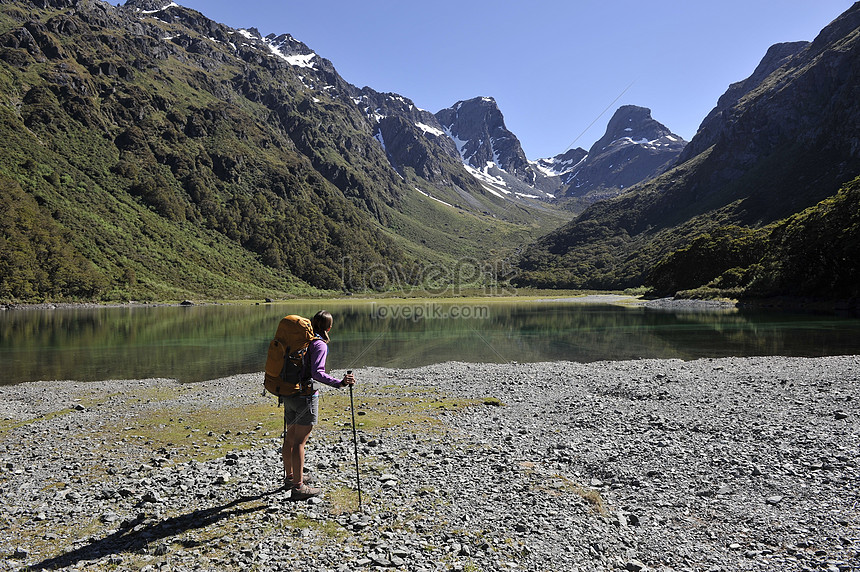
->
[[299, 335, 324, 394]]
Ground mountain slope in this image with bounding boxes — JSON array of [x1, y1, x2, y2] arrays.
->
[[514, 4, 860, 291], [0, 0, 408, 298], [677, 41, 808, 164], [0, 0, 566, 301]]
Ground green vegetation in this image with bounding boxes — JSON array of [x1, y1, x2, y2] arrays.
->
[[0, 2, 565, 303], [516, 149, 860, 298], [0, 406, 73, 437], [647, 225, 767, 296], [647, 176, 860, 300], [76, 381, 498, 464]]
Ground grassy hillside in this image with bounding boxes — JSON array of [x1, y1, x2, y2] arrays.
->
[[0, 2, 567, 302]]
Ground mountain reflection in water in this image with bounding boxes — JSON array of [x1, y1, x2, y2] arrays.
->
[[1, 301, 859, 384]]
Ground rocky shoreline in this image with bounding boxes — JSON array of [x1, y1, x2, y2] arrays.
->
[[1, 356, 858, 571], [0, 295, 728, 313]]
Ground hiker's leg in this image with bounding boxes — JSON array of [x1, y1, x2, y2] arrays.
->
[[288, 423, 313, 487], [282, 433, 291, 480], [284, 393, 318, 488]]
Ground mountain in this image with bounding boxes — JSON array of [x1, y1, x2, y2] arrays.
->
[[432, 97, 684, 205], [530, 148, 589, 201], [0, 0, 567, 302], [514, 3, 860, 292], [435, 97, 556, 200], [358, 88, 463, 185], [526, 106, 686, 209], [10, 0, 846, 304], [557, 105, 686, 200]]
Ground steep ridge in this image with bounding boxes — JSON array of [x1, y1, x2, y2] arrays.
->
[[515, 3, 860, 290], [678, 41, 808, 163]]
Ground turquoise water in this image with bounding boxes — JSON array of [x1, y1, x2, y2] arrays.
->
[[1, 300, 859, 384]]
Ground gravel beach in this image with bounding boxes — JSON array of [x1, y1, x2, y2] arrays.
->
[[1, 356, 858, 571]]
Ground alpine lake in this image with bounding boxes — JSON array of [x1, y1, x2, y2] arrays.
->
[[2, 298, 860, 385]]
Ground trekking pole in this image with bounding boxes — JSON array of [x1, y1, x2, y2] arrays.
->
[[347, 371, 362, 511]]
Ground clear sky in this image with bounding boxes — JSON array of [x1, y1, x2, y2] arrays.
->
[[174, 0, 855, 160]]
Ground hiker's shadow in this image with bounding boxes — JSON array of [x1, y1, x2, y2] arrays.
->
[[27, 485, 288, 571]]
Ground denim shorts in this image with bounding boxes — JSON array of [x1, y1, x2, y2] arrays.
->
[[283, 392, 319, 426]]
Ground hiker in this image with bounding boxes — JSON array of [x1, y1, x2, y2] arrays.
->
[[282, 310, 355, 500]]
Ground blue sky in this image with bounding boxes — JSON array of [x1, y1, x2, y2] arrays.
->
[[174, 1, 854, 160]]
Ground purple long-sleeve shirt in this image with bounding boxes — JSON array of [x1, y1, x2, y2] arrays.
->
[[304, 339, 341, 389]]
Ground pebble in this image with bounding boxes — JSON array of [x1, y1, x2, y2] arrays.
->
[[0, 356, 857, 571]]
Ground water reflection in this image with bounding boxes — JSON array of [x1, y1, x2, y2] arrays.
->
[[1, 300, 858, 384]]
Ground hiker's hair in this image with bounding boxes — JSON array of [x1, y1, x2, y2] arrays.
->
[[311, 310, 332, 343]]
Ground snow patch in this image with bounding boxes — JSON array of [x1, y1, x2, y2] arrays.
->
[[464, 163, 510, 198], [530, 155, 587, 178], [281, 51, 316, 69], [138, 2, 178, 14], [443, 127, 470, 162], [414, 187, 455, 208], [374, 130, 386, 152], [390, 95, 413, 109], [531, 162, 562, 178], [416, 122, 444, 137], [611, 136, 669, 149], [261, 35, 317, 69], [480, 185, 507, 199]]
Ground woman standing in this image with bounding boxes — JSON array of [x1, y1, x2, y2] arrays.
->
[[282, 310, 355, 500]]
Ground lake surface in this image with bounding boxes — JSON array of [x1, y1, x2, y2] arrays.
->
[[2, 300, 859, 384]]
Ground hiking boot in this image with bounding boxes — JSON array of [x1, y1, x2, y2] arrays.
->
[[291, 483, 321, 500], [285, 474, 314, 486]]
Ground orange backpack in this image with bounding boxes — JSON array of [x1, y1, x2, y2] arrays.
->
[[263, 315, 320, 397]]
